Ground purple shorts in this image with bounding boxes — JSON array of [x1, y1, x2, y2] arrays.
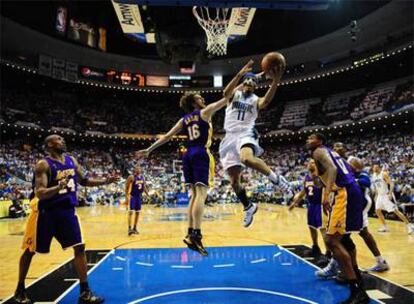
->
[[35, 207, 83, 253], [129, 196, 142, 211], [307, 203, 322, 229], [182, 146, 214, 188], [327, 182, 364, 235]]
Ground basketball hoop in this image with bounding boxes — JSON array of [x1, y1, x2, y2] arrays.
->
[[193, 6, 231, 56]]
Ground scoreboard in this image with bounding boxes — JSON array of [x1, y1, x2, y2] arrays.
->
[[79, 66, 218, 88]]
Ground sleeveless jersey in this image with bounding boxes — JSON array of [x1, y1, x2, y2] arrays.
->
[[35, 155, 78, 210], [317, 146, 355, 188], [182, 110, 212, 148], [372, 172, 389, 195], [304, 175, 322, 205], [130, 175, 145, 197], [224, 90, 259, 133]]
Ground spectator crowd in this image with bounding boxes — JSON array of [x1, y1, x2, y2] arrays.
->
[[1, 131, 413, 219]]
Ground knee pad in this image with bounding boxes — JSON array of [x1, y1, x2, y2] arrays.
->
[[341, 234, 356, 252]]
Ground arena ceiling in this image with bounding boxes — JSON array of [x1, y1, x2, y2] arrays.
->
[[1, 0, 390, 61]]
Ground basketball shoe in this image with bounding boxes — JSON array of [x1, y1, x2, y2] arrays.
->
[[78, 290, 104, 304], [243, 203, 258, 228], [189, 233, 208, 256], [366, 260, 390, 272], [12, 288, 32, 304], [315, 258, 339, 278]]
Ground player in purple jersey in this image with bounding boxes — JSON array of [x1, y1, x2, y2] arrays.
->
[[307, 134, 369, 304], [289, 160, 323, 257], [137, 61, 254, 256], [125, 166, 148, 235], [333, 143, 389, 273], [13, 135, 119, 304]]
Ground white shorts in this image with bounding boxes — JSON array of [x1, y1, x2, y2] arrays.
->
[[375, 194, 397, 213], [219, 130, 263, 172], [362, 195, 372, 228]]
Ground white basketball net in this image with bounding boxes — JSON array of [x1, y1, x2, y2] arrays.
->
[[193, 6, 231, 56]]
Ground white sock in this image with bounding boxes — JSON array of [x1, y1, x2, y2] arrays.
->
[[268, 171, 279, 184], [375, 256, 385, 264]]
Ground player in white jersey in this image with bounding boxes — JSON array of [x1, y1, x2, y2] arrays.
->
[[219, 65, 292, 228], [372, 164, 413, 234]]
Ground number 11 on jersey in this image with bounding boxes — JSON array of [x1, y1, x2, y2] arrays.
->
[[237, 110, 246, 121]]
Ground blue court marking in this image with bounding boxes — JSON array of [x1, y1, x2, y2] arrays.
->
[[59, 245, 378, 304]]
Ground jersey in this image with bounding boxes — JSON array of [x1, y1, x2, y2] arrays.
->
[[224, 90, 259, 133], [36, 155, 78, 210], [355, 170, 372, 211], [372, 172, 389, 195], [130, 175, 145, 197], [182, 110, 212, 148], [316, 146, 356, 188], [304, 175, 322, 205], [355, 170, 371, 191]]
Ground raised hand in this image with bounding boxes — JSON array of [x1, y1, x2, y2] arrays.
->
[[106, 175, 121, 184], [238, 59, 254, 77], [266, 65, 284, 82]]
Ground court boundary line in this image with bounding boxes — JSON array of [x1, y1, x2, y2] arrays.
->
[[281, 245, 414, 293], [368, 273, 414, 293], [278, 246, 320, 270], [53, 249, 114, 303], [0, 256, 74, 304], [280, 246, 392, 304], [127, 287, 319, 304]]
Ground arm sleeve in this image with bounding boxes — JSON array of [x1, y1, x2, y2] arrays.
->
[[357, 172, 371, 189]]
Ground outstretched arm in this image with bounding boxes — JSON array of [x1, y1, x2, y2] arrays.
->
[[72, 157, 119, 187], [137, 118, 184, 157], [257, 67, 284, 110], [223, 60, 253, 100], [288, 188, 306, 211], [201, 60, 254, 121]]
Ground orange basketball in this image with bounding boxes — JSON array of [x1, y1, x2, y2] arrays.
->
[[261, 52, 286, 73]]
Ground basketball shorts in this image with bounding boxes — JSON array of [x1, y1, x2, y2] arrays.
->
[[129, 196, 142, 212], [326, 183, 363, 235], [375, 194, 397, 213], [22, 199, 83, 254], [219, 129, 264, 172], [182, 146, 215, 188], [307, 203, 322, 229]]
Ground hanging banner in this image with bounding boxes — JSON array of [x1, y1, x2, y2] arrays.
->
[[227, 7, 256, 36], [111, 0, 144, 33]]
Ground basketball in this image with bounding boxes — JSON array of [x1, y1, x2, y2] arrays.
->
[[261, 51, 286, 74]]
